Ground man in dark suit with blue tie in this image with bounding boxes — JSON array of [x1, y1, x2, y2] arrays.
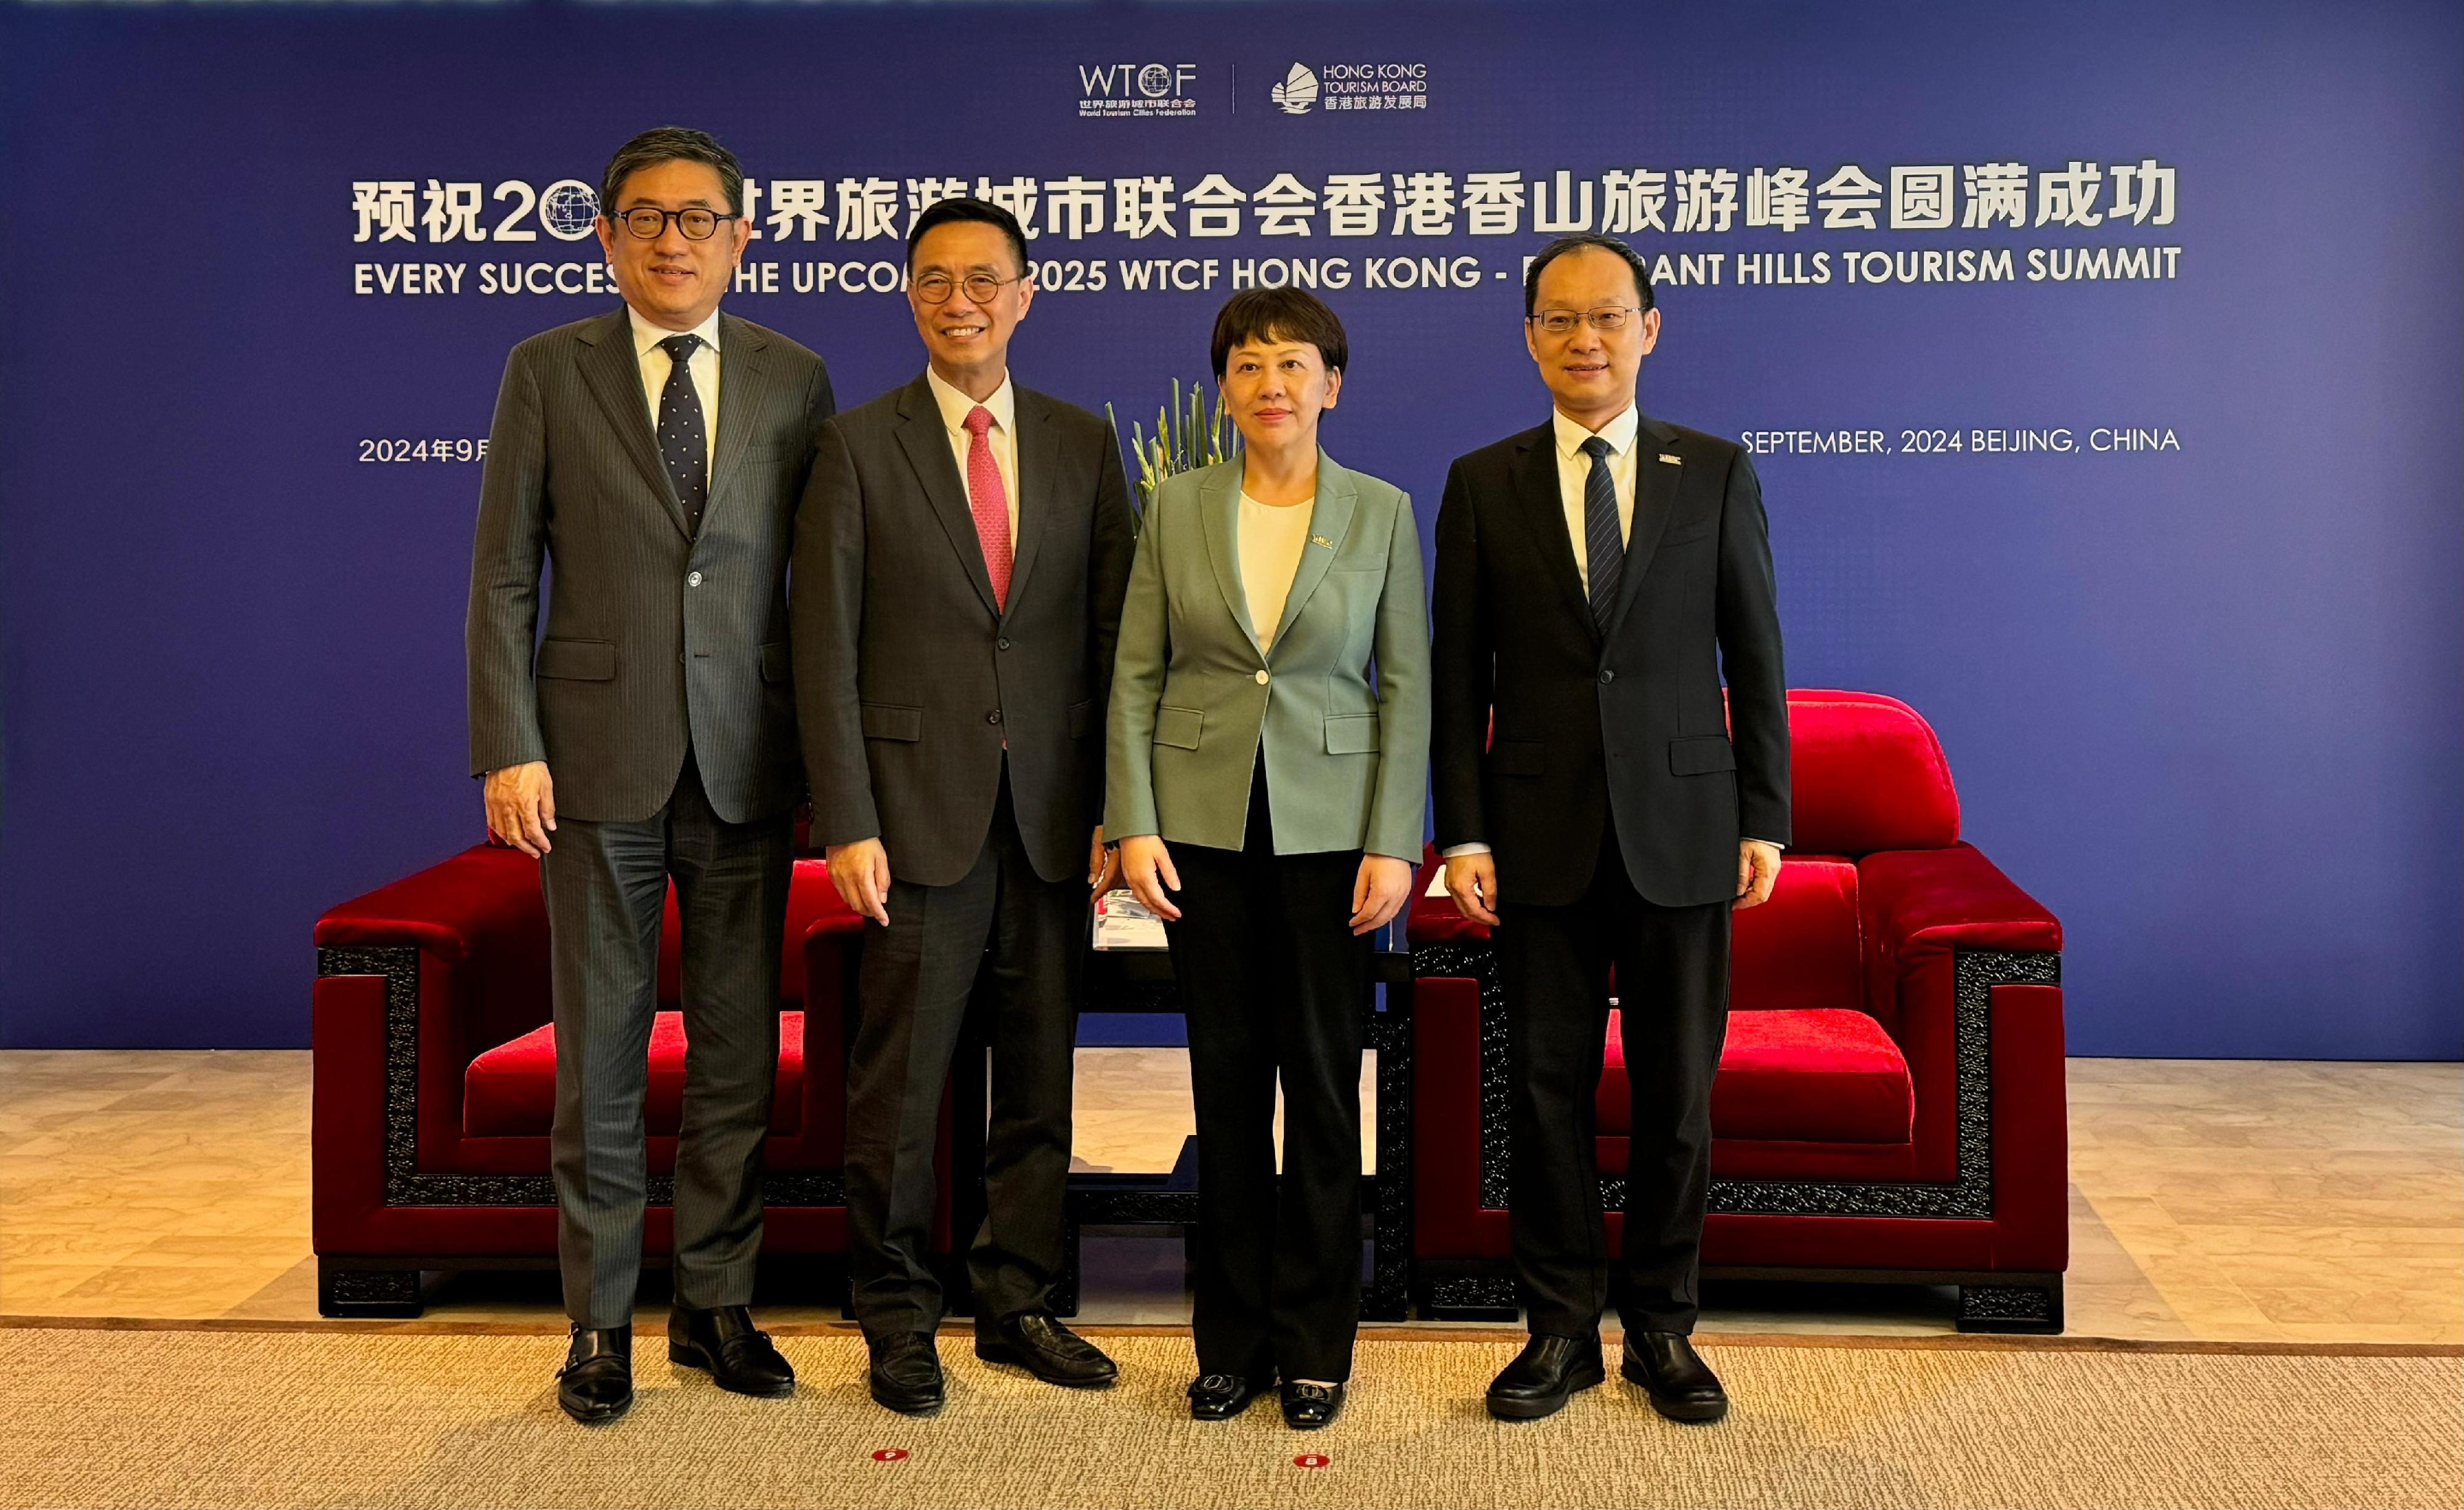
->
[[1432, 234, 1791, 1423], [467, 127, 834, 1423]]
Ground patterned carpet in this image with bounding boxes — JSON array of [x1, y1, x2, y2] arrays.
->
[[1, 1325, 2455, 1509]]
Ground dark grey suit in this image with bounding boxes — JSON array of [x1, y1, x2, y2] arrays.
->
[[468, 305, 834, 1328], [794, 374, 1135, 1338]]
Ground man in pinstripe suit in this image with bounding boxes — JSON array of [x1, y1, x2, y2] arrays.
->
[[795, 198, 1138, 1415], [466, 127, 835, 1425]]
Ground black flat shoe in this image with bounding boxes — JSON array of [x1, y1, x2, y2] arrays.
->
[[867, 1331, 946, 1415], [1187, 1372, 1273, 1420], [974, 1310, 1119, 1388], [1279, 1381, 1345, 1430], [668, 1304, 795, 1397], [1621, 1331, 1728, 1422], [556, 1324, 633, 1424], [1485, 1333, 1604, 1421]]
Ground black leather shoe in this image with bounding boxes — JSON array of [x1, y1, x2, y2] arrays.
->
[[1485, 1333, 1605, 1421], [974, 1310, 1119, 1388], [867, 1331, 946, 1415], [1279, 1381, 1345, 1430], [1186, 1372, 1273, 1420], [668, 1304, 795, 1397], [556, 1325, 633, 1424], [1621, 1331, 1728, 1422]]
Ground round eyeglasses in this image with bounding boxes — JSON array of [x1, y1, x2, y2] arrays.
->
[[912, 272, 1023, 305]]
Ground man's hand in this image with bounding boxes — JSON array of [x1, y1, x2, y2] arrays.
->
[[1087, 826, 1118, 895], [827, 838, 893, 926], [484, 762, 556, 858], [1349, 854, 1415, 937], [1735, 839, 1783, 910], [1445, 852, 1501, 926], [1117, 834, 1181, 921]]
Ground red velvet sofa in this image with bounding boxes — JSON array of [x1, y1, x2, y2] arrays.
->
[[1404, 690, 2068, 1331], [311, 844, 952, 1317]]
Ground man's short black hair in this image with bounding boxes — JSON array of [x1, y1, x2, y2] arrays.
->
[[1210, 288, 1348, 379], [599, 126, 745, 219], [907, 196, 1032, 278], [1523, 233, 1656, 317]]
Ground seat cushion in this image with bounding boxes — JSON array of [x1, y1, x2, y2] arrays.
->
[[1599, 1007, 1913, 1144], [464, 1011, 806, 1138]]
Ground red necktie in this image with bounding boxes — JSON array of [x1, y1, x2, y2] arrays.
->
[[962, 405, 1012, 609]]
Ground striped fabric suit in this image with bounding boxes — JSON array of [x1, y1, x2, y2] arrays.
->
[[466, 305, 835, 1327]]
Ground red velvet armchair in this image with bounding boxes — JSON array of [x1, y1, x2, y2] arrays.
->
[[311, 844, 950, 1317], [1405, 690, 2067, 1331]]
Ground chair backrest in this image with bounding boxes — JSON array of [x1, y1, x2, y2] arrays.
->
[[1778, 689, 1960, 857]]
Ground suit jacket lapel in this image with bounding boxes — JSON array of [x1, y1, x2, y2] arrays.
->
[[574, 308, 692, 539], [1001, 389, 1058, 623], [1266, 451, 1358, 655], [703, 312, 770, 519], [1198, 463, 1264, 657], [1603, 413, 1680, 643], [892, 375, 1000, 619], [1512, 424, 1594, 637]]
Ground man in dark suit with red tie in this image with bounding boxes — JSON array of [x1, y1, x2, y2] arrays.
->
[[793, 198, 1138, 1415], [1432, 234, 1791, 1423]]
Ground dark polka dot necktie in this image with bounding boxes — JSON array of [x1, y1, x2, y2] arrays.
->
[[657, 334, 708, 535]]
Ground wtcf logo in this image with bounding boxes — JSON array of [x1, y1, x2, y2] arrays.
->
[[1077, 62, 1199, 118]]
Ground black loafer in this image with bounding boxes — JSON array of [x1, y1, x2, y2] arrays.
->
[[1485, 1333, 1605, 1421], [1279, 1381, 1345, 1430], [556, 1324, 633, 1424], [974, 1310, 1119, 1388], [1187, 1372, 1273, 1420], [1621, 1331, 1728, 1422], [867, 1331, 946, 1415], [668, 1304, 795, 1397]]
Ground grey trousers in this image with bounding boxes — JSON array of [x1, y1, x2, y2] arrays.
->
[[539, 752, 793, 1329], [845, 768, 1085, 1341]]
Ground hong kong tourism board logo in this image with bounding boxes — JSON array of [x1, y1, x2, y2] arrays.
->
[[1275, 60, 1429, 115], [1077, 62, 1199, 118]]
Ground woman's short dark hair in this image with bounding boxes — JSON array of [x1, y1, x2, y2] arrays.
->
[[599, 126, 745, 218], [1522, 233, 1656, 316], [1210, 288, 1349, 378], [907, 197, 1032, 277]]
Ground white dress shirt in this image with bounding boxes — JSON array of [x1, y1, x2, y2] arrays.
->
[[628, 304, 721, 472], [1236, 491, 1313, 650], [1444, 404, 1778, 861], [925, 365, 1021, 543]]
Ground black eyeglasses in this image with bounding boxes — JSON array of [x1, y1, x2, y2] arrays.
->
[[912, 272, 1023, 305], [1526, 305, 1643, 335], [610, 207, 741, 241]]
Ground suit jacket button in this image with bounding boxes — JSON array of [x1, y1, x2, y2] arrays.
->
[[1254, 669, 1270, 685], [998, 637, 1012, 651], [686, 571, 703, 587], [987, 710, 1003, 725], [1599, 668, 1615, 684]]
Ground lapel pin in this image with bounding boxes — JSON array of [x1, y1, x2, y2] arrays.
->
[[1658, 453, 1682, 465], [1310, 534, 1334, 548]]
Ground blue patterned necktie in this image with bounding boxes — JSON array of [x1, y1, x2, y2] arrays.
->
[[656, 333, 708, 535], [1579, 435, 1623, 631]]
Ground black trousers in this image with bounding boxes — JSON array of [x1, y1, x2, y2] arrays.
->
[[1164, 765, 1370, 1383], [845, 763, 1084, 1341], [1496, 819, 1730, 1338], [539, 750, 793, 1330]]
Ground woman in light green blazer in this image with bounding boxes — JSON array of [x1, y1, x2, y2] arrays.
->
[[1107, 289, 1430, 1430]]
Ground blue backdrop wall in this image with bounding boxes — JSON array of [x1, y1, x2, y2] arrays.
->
[[1, 1, 2457, 1057]]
